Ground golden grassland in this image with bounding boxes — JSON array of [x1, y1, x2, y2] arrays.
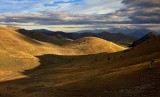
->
[[0, 26, 160, 97]]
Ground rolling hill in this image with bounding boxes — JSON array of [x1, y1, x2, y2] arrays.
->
[[0, 26, 159, 97], [19, 29, 138, 46], [0, 26, 126, 81], [0, 27, 125, 55], [17, 29, 73, 45], [63, 37, 126, 54]]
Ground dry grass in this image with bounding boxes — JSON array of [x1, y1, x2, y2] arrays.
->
[[0, 26, 160, 97]]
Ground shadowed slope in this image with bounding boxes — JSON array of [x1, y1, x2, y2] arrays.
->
[[17, 28, 126, 54], [0, 26, 127, 81], [129, 32, 156, 47], [0, 27, 126, 55], [0, 27, 63, 55], [0, 36, 159, 97], [27, 29, 138, 46], [18, 28, 73, 45], [0, 27, 63, 81]]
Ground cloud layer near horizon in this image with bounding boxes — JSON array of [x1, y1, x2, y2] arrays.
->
[[0, 0, 159, 31]]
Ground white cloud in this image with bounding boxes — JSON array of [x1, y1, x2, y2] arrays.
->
[[0, 11, 129, 26], [0, 0, 123, 14], [0, 0, 159, 32]]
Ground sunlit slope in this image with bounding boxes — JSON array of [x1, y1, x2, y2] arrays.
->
[[19, 29, 126, 55], [0, 27, 61, 81], [0, 36, 159, 97], [0, 27, 126, 55], [0, 27, 63, 55], [0, 26, 126, 81], [45, 36, 160, 97], [63, 37, 126, 54]]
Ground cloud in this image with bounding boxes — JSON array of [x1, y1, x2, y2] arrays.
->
[[99, 0, 160, 24], [0, 0, 123, 14], [0, 0, 159, 27], [65, 0, 123, 14], [120, 0, 160, 23], [0, 11, 128, 26]]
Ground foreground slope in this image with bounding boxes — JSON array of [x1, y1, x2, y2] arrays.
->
[[0, 34, 159, 97]]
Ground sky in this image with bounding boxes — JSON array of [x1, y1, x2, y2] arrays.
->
[[0, 0, 159, 32]]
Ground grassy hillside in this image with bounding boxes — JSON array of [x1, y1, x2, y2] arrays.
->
[[20, 31, 73, 45], [0, 27, 126, 55], [27, 29, 137, 46], [0, 26, 126, 81], [63, 37, 126, 55], [0, 27, 159, 97]]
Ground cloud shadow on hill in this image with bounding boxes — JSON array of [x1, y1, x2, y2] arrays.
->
[[0, 53, 160, 97]]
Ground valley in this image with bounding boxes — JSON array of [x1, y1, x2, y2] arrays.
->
[[0, 27, 160, 97]]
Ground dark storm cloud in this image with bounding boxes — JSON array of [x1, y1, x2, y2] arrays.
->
[[122, 0, 160, 7], [121, 0, 160, 23]]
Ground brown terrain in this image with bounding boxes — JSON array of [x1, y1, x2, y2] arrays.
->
[[0, 26, 160, 97]]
